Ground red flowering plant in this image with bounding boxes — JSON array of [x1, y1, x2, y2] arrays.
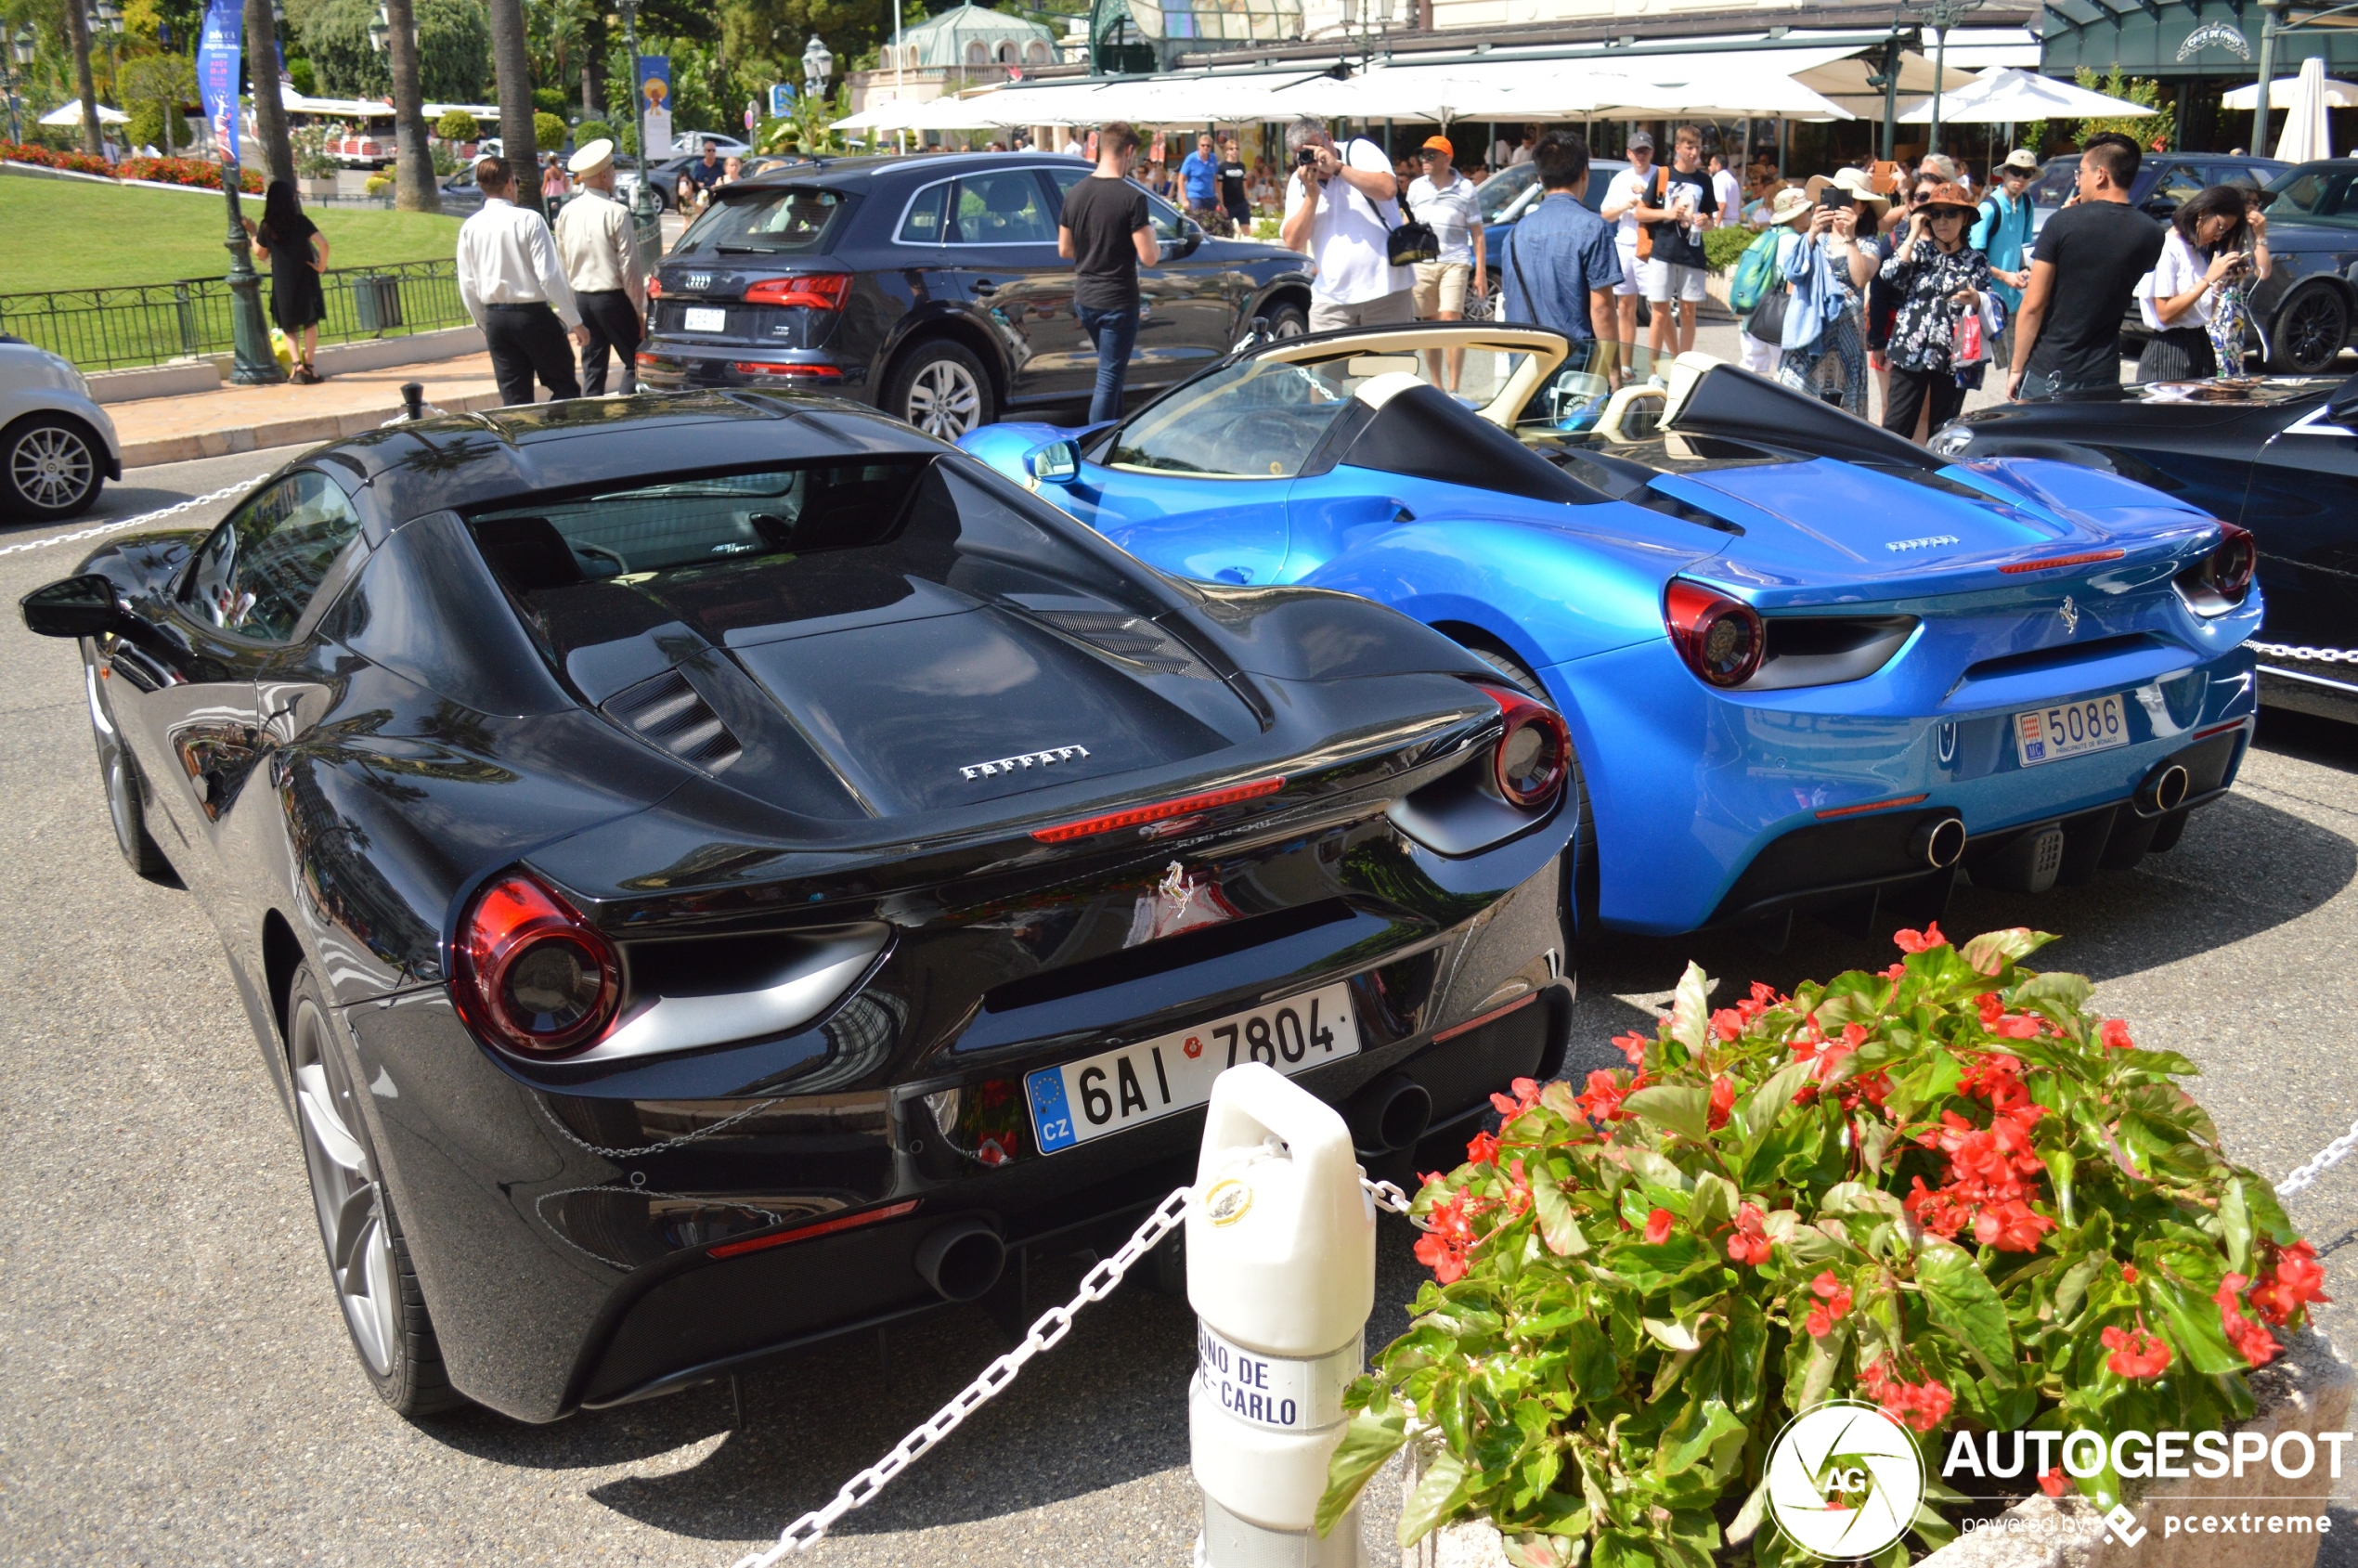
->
[[1320, 927, 2326, 1568]]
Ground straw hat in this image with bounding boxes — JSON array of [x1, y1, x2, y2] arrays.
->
[[1913, 180, 1979, 216], [567, 137, 615, 177], [1768, 186, 1814, 226], [1805, 166, 1887, 210]]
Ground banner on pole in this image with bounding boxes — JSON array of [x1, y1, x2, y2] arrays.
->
[[638, 56, 672, 158], [196, 0, 241, 163]]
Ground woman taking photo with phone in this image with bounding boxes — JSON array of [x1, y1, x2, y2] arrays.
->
[[2135, 184, 2271, 381], [1876, 179, 1992, 440]]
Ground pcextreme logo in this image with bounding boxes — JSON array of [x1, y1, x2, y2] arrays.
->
[[1766, 1402, 1924, 1561]]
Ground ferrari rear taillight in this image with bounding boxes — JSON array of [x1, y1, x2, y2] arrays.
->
[[2174, 521, 2256, 616], [452, 872, 620, 1056], [1664, 578, 1765, 689], [1479, 685, 1569, 809], [743, 273, 851, 310]]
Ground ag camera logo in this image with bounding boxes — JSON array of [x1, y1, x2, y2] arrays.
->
[[1767, 1401, 1926, 1561]]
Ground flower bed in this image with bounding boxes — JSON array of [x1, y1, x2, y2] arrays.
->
[[1, 141, 114, 176], [3, 143, 262, 192], [1321, 927, 2330, 1568]]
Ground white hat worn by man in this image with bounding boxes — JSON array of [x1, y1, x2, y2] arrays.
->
[[552, 137, 650, 396]]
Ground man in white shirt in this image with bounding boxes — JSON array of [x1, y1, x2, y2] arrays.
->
[[552, 138, 647, 395], [1404, 135, 1485, 390], [457, 157, 589, 406], [1280, 117, 1413, 331], [1598, 130, 1657, 382], [1708, 153, 1741, 227]]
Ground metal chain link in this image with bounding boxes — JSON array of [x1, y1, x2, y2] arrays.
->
[[731, 1172, 1419, 1564], [2276, 1117, 2358, 1199], [2251, 641, 2358, 667], [0, 474, 268, 559]]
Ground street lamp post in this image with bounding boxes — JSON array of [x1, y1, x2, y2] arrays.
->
[[6, 26, 34, 146], [801, 32, 832, 148], [2253, 0, 2284, 155], [220, 141, 284, 382]]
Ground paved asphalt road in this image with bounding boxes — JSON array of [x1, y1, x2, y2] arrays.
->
[[4, 448, 2357, 1566]]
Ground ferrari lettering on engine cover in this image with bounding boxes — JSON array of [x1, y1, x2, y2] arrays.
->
[[958, 745, 1092, 781]]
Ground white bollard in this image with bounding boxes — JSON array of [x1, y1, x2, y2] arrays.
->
[[1187, 1063, 1375, 1568]]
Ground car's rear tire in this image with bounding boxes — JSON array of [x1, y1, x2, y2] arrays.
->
[[286, 965, 467, 1418], [885, 339, 995, 440], [3, 415, 104, 521], [2268, 283, 2351, 374], [1264, 300, 1308, 338], [1458, 641, 1600, 948]]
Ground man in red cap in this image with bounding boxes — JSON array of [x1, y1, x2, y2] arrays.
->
[[1405, 135, 1486, 391]]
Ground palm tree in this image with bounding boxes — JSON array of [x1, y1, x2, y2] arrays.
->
[[243, 0, 293, 184], [486, 0, 541, 214], [383, 0, 439, 212], [62, 4, 103, 157]]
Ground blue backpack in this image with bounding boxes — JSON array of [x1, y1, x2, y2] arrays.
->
[[1729, 227, 1783, 315]]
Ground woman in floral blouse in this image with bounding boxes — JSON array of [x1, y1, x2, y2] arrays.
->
[[1876, 180, 1992, 441]]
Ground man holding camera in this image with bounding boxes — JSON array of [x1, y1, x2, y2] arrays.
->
[[1280, 117, 1413, 331]]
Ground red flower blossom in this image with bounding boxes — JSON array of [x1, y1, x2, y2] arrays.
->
[[1859, 1357, 1954, 1432], [1902, 1055, 2054, 1252], [2121, 1263, 2139, 1285], [2214, 1274, 2282, 1367], [2100, 1018, 2135, 1051], [2101, 1325, 2172, 1379], [2248, 1241, 2332, 1328], [1465, 1130, 1500, 1166], [1727, 1202, 1773, 1266], [1880, 961, 1908, 980], [1611, 1030, 1650, 1067], [1644, 1207, 1675, 1244], [2039, 1466, 2069, 1498], [1977, 992, 2005, 1027], [1489, 1076, 1542, 1121], [1578, 1069, 1633, 1122], [1415, 1187, 1479, 1284], [1708, 1075, 1735, 1132], [1893, 921, 1947, 952], [1805, 1270, 1854, 1337]]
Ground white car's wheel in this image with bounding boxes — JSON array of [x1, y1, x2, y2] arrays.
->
[[3, 415, 103, 521]]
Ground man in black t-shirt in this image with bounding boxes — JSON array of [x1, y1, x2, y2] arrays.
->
[[2008, 133, 2166, 399], [1217, 136, 1250, 236], [1635, 124, 1717, 376], [1058, 121, 1161, 425]]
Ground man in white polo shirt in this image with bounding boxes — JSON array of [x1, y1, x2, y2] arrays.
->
[[1280, 116, 1413, 331], [1599, 129, 1656, 382]]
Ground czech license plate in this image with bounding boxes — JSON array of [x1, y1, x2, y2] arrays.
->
[[1025, 982, 1359, 1154], [682, 306, 727, 332], [2014, 693, 2130, 767]]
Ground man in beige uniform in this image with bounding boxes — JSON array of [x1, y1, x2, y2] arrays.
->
[[552, 138, 648, 395]]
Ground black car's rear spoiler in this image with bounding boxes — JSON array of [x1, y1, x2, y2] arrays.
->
[[1666, 362, 1945, 472]]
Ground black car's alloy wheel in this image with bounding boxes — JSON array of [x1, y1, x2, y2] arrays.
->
[[3, 415, 102, 521], [286, 966, 465, 1417], [2269, 285, 2351, 374], [1266, 301, 1309, 338], [887, 340, 995, 439]]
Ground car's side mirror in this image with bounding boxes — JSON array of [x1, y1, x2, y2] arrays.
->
[[1026, 440, 1081, 484], [1172, 218, 1204, 258], [19, 573, 121, 639]]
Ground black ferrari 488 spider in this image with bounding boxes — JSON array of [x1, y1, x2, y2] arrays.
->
[[1937, 374, 2357, 726], [19, 393, 1577, 1422]]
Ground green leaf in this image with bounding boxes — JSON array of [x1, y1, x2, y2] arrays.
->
[[2012, 970, 2092, 1016], [2150, 1276, 2243, 1376], [1316, 1403, 1408, 1536], [1736, 1060, 1813, 1151], [1794, 1318, 1848, 1411], [1669, 961, 1715, 1053], [1727, 1470, 1773, 1545], [2218, 1177, 2252, 1276], [1690, 1173, 1738, 1235], [1917, 1241, 2015, 1383], [1645, 1315, 1708, 1353], [2053, 1253, 2103, 1323], [1626, 1085, 1714, 1144], [1655, 1397, 1748, 1480], [1530, 1160, 1589, 1256], [1398, 1447, 1471, 1548], [1959, 927, 2053, 975]]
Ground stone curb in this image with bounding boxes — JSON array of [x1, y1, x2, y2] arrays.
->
[[119, 389, 505, 470], [1398, 1326, 2352, 1568]]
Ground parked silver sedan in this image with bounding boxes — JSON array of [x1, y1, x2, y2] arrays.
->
[[0, 335, 120, 521]]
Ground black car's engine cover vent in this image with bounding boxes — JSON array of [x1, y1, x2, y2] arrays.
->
[[602, 667, 744, 774], [1031, 611, 1213, 678]]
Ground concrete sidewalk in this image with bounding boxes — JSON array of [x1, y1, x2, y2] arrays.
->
[[107, 353, 511, 468]]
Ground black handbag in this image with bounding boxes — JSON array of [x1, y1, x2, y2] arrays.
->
[[1387, 194, 1440, 266], [1744, 284, 1791, 345]]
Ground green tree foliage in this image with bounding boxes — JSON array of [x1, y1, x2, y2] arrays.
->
[[415, 0, 491, 102], [533, 107, 564, 149], [573, 115, 611, 144], [304, 0, 390, 97], [434, 106, 480, 139], [531, 84, 564, 114], [119, 48, 195, 151], [2074, 67, 2174, 151], [286, 55, 317, 95]]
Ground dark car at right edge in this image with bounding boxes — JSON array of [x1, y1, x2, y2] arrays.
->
[[634, 151, 1315, 439]]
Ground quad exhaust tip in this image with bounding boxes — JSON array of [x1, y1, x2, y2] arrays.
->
[[914, 1219, 1005, 1303], [2140, 763, 2190, 815], [1910, 815, 1967, 870]]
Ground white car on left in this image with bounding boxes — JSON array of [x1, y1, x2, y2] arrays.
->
[[0, 335, 121, 521]]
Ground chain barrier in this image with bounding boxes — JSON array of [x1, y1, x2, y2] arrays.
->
[[0, 475, 267, 560], [730, 1173, 1419, 1565], [2251, 641, 2358, 667], [2276, 1117, 2358, 1199]]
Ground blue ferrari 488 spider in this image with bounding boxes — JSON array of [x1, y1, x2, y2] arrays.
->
[[961, 324, 2261, 940]]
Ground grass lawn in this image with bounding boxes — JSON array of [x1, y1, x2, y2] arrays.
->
[[0, 175, 463, 293]]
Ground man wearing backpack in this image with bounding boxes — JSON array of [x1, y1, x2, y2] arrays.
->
[[1971, 149, 2038, 369], [1599, 130, 1656, 382]]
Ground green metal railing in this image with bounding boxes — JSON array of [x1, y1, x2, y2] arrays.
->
[[0, 259, 471, 373]]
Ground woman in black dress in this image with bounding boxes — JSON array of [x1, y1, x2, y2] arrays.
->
[[249, 181, 331, 383]]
